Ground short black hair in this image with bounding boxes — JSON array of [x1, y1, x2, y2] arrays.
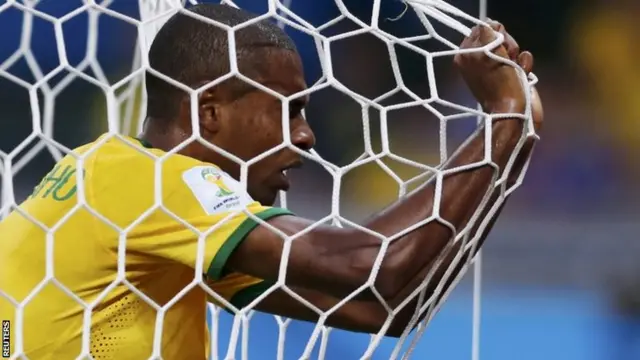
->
[[146, 3, 297, 121]]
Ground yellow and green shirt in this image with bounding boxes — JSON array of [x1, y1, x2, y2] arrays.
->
[[0, 134, 290, 359]]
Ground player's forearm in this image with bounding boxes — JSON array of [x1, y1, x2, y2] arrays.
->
[[263, 193, 510, 339], [365, 118, 524, 299], [429, 191, 506, 304], [229, 118, 525, 303], [378, 192, 507, 337], [233, 119, 524, 302], [386, 140, 536, 335]]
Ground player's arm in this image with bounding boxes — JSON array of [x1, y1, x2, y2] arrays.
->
[[426, 21, 543, 305], [227, 147, 530, 338], [236, 124, 538, 338], [227, 24, 529, 302]]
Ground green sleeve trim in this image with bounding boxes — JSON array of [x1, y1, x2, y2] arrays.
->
[[228, 281, 275, 311], [206, 207, 294, 280]]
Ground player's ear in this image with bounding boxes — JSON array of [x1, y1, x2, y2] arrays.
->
[[198, 88, 220, 135]]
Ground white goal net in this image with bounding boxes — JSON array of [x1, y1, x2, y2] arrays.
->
[[0, 0, 537, 359]]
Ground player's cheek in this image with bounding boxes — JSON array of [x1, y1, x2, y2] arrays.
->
[[266, 110, 286, 145]]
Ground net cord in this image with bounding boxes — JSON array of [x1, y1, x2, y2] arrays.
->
[[0, 0, 542, 358]]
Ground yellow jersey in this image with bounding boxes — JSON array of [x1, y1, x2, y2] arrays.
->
[[0, 134, 291, 359]]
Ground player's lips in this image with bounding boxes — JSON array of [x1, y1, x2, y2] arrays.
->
[[277, 160, 303, 191]]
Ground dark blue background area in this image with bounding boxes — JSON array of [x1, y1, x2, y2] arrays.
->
[[0, 0, 421, 84], [0, 0, 569, 78]]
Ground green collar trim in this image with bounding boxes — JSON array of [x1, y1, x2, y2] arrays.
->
[[135, 137, 153, 149]]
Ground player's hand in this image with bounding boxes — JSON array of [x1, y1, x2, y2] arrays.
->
[[454, 21, 526, 114], [514, 50, 544, 132], [505, 46, 542, 186]]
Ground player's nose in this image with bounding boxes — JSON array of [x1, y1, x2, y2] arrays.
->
[[291, 119, 315, 151]]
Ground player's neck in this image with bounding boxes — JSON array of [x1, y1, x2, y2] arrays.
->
[[139, 120, 188, 153]]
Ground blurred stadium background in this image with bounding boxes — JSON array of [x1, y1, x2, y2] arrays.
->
[[1, 0, 640, 359]]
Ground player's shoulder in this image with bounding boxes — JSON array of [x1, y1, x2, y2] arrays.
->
[[84, 133, 209, 177], [177, 164, 257, 216], [82, 134, 252, 216]]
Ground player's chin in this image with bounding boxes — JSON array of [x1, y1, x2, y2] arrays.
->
[[254, 189, 281, 207], [253, 173, 291, 205]]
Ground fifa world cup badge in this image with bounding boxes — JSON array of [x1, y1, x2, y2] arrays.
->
[[183, 166, 253, 215], [201, 168, 235, 197]]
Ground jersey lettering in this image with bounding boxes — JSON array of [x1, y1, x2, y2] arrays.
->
[[30, 165, 77, 201], [1, 136, 279, 359]]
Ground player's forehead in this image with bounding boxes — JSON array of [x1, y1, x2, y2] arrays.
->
[[251, 49, 307, 99]]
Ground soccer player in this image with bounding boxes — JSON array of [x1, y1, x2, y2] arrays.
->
[[0, 4, 542, 360]]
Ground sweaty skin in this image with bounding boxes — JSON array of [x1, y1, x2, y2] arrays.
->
[[142, 21, 543, 336]]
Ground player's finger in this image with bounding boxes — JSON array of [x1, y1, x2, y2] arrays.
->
[[485, 19, 504, 33], [504, 31, 520, 60], [486, 20, 519, 60], [460, 24, 482, 49], [517, 51, 534, 73], [476, 25, 508, 58]]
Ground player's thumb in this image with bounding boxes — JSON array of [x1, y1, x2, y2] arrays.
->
[[516, 51, 534, 74]]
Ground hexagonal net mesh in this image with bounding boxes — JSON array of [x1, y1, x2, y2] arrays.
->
[[0, 0, 539, 359]]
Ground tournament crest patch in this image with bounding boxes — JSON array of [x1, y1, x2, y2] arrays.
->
[[182, 166, 253, 215]]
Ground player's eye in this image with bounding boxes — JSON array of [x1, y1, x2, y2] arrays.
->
[[289, 99, 306, 118]]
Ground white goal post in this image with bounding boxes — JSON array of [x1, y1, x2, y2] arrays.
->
[[0, 0, 538, 359]]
